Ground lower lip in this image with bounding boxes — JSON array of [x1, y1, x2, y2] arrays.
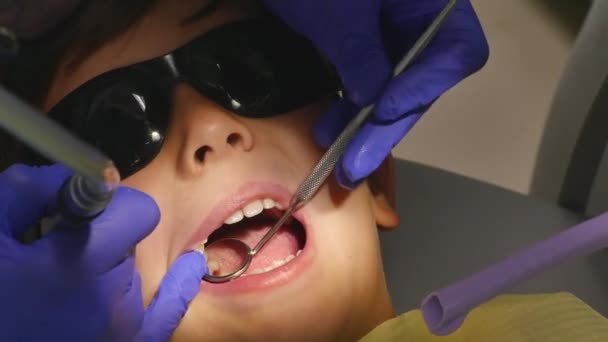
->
[[200, 210, 313, 295]]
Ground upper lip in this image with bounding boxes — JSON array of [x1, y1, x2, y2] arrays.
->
[[184, 181, 295, 252]]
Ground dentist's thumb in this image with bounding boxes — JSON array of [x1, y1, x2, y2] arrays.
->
[[135, 251, 208, 342]]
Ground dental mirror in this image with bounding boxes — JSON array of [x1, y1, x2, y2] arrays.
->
[[202, 205, 295, 283], [201, 239, 252, 282]]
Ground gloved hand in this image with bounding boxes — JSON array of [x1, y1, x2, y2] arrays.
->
[[0, 164, 207, 341], [264, 0, 489, 188]]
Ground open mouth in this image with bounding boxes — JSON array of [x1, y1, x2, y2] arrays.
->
[[203, 198, 307, 277]]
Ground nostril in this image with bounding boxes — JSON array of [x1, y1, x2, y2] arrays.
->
[[226, 133, 241, 146], [195, 145, 211, 162]]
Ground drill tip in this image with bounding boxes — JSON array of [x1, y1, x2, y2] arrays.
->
[[102, 162, 121, 191]]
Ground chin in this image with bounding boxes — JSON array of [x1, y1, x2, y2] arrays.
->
[[172, 296, 380, 342], [155, 181, 392, 341]]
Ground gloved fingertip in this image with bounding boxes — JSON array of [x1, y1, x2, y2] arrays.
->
[[346, 115, 423, 188], [136, 252, 206, 342], [339, 122, 395, 188], [161, 251, 207, 300], [375, 76, 439, 122], [178, 250, 209, 280], [108, 187, 161, 228], [335, 162, 362, 190]]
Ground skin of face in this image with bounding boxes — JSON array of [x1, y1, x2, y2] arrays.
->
[[44, 0, 400, 340]]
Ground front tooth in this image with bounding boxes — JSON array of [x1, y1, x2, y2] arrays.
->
[[272, 259, 286, 268], [224, 210, 244, 224], [208, 260, 220, 275], [262, 198, 275, 209], [195, 242, 205, 254], [285, 254, 295, 262], [296, 249, 302, 256], [243, 200, 264, 217]]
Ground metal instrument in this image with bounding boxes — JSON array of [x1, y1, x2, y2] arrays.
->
[[0, 86, 120, 222], [202, 0, 460, 283]]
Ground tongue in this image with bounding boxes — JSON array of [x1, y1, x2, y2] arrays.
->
[[207, 222, 300, 275]]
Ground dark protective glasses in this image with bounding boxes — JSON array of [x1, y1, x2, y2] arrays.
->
[[23, 18, 342, 178]]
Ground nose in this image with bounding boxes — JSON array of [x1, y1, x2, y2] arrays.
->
[[169, 84, 254, 175]]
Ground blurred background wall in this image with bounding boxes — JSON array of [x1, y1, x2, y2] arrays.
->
[[392, 0, 591, 194]]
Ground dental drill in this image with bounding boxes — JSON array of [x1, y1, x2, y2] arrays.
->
[[0, 85, 120, 223]]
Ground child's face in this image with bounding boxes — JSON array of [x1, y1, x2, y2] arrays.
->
[[46, 0, 399, 340]]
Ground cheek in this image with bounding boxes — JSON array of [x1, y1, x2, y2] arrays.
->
[[245, 104, 328, 175], [121, 170, 176, 305], [252, 102, 326, 147], [135, 236, 167, 306], [131, 228, 166, 305], [312, 182, 385, 290]]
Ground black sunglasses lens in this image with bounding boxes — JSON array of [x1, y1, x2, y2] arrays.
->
[[179, 19, 341, 118], [89, 80, 169, 178], [47, 73, 170, 178]]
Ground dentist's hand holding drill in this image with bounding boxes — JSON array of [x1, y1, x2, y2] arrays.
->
[[0, 164, 207, 341]]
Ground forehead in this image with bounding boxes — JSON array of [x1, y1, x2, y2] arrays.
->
[[45, 0, 256, 110]]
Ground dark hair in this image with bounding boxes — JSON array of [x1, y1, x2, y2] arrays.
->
[[0, 0, 222, 171]]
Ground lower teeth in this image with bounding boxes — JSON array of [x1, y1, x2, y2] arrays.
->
[[247, 249, 302, 275]]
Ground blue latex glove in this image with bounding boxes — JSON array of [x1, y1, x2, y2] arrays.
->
[[0, 164, 207, 341], [264, 0, 489, 188]]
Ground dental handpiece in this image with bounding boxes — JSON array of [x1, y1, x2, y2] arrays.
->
[[0, 85, 120, 222]]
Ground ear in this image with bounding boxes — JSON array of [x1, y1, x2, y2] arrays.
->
[[368, 154, 399, 230]]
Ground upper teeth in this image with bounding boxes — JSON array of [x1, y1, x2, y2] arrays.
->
[[224, 198, 281, 224]]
